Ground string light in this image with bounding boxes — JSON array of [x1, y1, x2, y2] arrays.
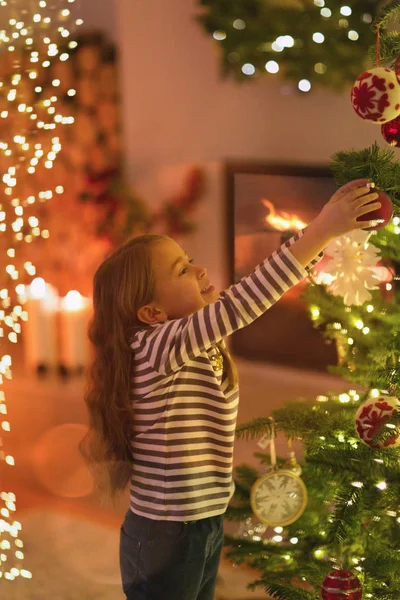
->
[[298, 79, 311, 92], [0, 0, 82, 583]]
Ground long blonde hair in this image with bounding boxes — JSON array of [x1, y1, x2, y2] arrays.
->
[[80, 234, 238, 502]]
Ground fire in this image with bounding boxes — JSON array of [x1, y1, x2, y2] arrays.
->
[[261, 199, 308, 231]]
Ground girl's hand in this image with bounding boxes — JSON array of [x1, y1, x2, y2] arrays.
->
[[314, 178, 381, 240]]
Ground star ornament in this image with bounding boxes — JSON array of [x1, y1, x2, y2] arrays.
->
[[321, 230, 381, 306]]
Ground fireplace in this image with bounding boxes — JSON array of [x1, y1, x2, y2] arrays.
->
[[225, 162, 338, 372]]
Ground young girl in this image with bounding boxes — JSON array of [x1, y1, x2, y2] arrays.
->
[[82, 179, 379, 600]]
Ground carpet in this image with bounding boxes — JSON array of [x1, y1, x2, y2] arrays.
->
[[2, 510, 124, 600]]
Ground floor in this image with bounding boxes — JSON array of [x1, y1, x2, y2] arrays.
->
[[2, 351, 362, 599]]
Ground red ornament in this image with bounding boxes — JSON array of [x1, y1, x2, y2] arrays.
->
[[356, 189, 393, 231], [351, 67, 400, 123], [382, 114, 400, 146], [355, 396, 400, 448], [321, 569, 362, 600]]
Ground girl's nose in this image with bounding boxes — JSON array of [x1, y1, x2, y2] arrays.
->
[[197, 265, 207, 278]]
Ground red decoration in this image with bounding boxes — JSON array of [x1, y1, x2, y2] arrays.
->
[[382, 114, 400, 146], [356, 189, 393, 231], [355, 396, 400, 448], [351, 67, 400, 123], [321, 569, 362, 600]]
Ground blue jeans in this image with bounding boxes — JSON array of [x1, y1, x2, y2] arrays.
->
[[119, 508, 224, 600]]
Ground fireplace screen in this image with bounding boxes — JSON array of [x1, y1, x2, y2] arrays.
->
[[225, 163, 338, 372]]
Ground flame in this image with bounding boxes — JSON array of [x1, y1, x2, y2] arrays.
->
[[262, 199, 308, 231]]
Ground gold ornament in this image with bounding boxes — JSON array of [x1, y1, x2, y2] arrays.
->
[[210, 346, 223, 371], [251, 469, 308, 527]]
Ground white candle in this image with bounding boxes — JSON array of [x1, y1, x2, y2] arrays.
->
[[59, 291, 92, 371], [24, 278, 59, 370]]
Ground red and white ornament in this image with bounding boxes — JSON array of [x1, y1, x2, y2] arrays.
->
[[382, 114, 400, 146], [321, 569, 362, 600], [355, 396, 400, 448], [351, 67, 400, 123], [356, 189, 393, 231]]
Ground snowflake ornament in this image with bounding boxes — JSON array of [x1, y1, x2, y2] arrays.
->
[[250, 470, 308, 527], [320, 230, 381, 306]]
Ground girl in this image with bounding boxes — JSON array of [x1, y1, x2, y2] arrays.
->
[[82, 179, 380, 600]]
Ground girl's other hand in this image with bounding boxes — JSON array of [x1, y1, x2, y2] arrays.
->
[[314, 179, 381, 240]]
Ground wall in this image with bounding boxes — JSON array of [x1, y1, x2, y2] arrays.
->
[[116, 0, 381, 289], [79, 0, 117, 41]]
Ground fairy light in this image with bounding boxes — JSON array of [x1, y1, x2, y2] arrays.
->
[[233, 19, 246, 30], [242, 63, 255, 76], [298, 79, 311, 92], [310, 306, 320, 319], [313, 32, 325, 43], [0, 0, 82, 583], [339, 393, 350, 403], [213, 31, 226, 41], [265, 60, 279, 74]]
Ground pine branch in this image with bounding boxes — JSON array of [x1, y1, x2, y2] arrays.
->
[[326, 485, 365, 544], [375, 0, 400, 30], [253, 580, 316, 600], [235, 417, 274, 441], [330, 144, 400, 208], [367, 32, 400, 66], [364, 548, 400, 578]]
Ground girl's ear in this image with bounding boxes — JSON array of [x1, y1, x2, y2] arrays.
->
[[137, 305, 167, 325]]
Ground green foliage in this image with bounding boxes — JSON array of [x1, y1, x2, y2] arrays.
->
[[196, 0, 381, 90], [330, 143, 400, 207], [222, 6, 400, 598]]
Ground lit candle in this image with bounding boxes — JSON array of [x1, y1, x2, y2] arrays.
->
[[59, 291, 92, 372], [24, 278, 59, 370]]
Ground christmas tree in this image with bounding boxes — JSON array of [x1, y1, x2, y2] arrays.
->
[[224, 4, 400, 599]]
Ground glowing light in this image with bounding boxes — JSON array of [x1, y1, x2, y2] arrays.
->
[[340, 6, 352, 16], [265, 60, 279, 74], [315, 63, 327, 74], [61, 291, 85, 312], [213, 30, 227, 41], [348, 30, 359, 41], [376, 481, 387, 490], [298, 79, 311, 92], [233, 19, 246, 30], [242, 63, 255, 76], [313, 32, 325, 43], [321, 8, 332, 17]]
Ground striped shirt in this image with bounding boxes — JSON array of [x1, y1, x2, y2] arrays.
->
[[129, 230, 323, 521]]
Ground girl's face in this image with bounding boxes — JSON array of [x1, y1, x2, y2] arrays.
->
[[138, 239, 220, 324]]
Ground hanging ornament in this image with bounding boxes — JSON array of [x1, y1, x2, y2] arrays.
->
[[394, 55, 400, 83], [250, 423, 308, 527], [356, 188, 393, 230], [355, 396, 400, 448], [351, 26, 400, 123], [322, 230, 381, 306], [382, 114, 400, 146], [351, 67, 400, 123], [321, 569, 362, 600]]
